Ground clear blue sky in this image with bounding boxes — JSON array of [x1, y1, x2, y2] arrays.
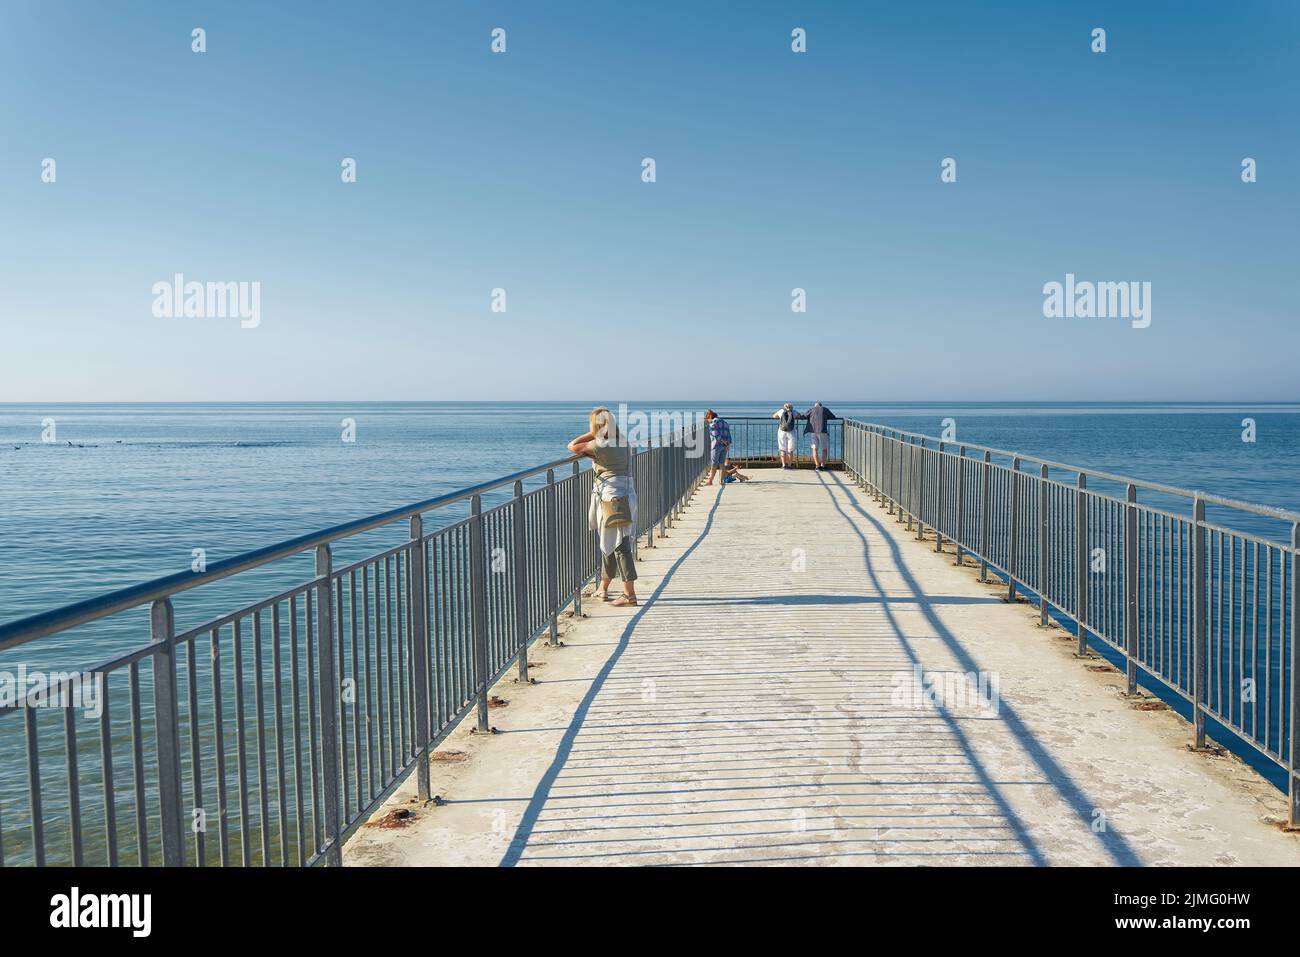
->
[[1, 1, 1295, 401]]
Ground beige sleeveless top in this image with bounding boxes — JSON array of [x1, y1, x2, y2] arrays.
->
[[590, 442, 632, 482]]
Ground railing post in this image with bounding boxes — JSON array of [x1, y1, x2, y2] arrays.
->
[[408, 515, 431, 803], [545, 469, 560, 646], [877, 430, 885, 501], [915, 441, 926, 541], [1124, 485, 1139, 695], [1290, 522, 1299, 828], [659, 426, 669, 535], [1192, 496, 1208, 750], [955, 446, 966, 565], [979, 451, 991, 582], [571, 460, 583, 618], [894, 433, 901, 517], [645, 447, 654, 548], [1039, 465, 1049, 625], [904, 438, 914, 531], [885, 434, 894, 513], [888, 432, 897, 512], [915, 438, 924, 530], [150, 597, 185, 867], [1076, 473, 1089, 656], [895, 432, 904, 520], [1007, 456, 1021, 602], [470, 494, 490, 731], [512, 479, 530, 682], [934, 443, 944, 552], [314, 543, 342, 866]]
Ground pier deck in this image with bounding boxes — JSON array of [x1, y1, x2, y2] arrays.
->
[[344, 469, 1300, 867]]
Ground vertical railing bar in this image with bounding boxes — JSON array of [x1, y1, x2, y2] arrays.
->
[[546, 469, 560, 647], [1289, 522, 1299, 828], [395, 549, 408, 764], [1039, 465, 1049, 624], [183, 639, 203, 866], [513, 479, 530, 682], [350, 570, 363, 811], [100, 676, 118, 866], [1266, 545, 1274, 753], [1237, 536, 1246, 730], [253, 609, 271, 864], [573, 459, 584, 618], [1007, 457, 1020, 601], [1124, 485, 1138, 695], [150, 597, 184, 867], [24, 706, 46, 866], [461, 523, 472, 710], [932, 442, 943, 550], [314, 544, 342, 866], [63, 703, 83, 866], [271, 602, 288, 866], [305, 595, 321, 858], [128, 660, 148, 866], [409, 514, 432, 803], [433, 535, 448, 735], [955, 446, 966, 565], [385, 553, 397, 779], [289, 599, 305, 866], [232, 617, 251, 865], [375, 559, 389, 780], [979, 451, 991, 581], [471, 494, 491, 730], [1192, 496, 1208, 750], [1252, 541, 1260, 741], [210, 626, 230, 867]]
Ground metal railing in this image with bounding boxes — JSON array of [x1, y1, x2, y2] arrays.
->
[[0, 426, 709, 867], [843, 419, 1300, 827], [720, 416, 843, 466]]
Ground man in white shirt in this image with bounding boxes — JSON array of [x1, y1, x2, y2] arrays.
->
[[771, 403, 799, 469]]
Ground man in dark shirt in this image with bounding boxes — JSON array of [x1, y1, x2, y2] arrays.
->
[[802, 401, 837, 469]]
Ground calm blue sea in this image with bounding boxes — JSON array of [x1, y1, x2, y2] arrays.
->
[[3, 401, 1299, 658]]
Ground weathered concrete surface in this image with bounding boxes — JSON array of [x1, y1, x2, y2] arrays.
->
[[344, 469, 1300, 867]]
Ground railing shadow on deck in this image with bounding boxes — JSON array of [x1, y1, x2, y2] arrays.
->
[[818, 470, 1142, 866], [500, 480, 1052, 867], [499, 483, 730, 865]]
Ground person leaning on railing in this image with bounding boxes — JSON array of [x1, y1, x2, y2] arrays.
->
[[771, 402, 798, 469], [803, 401, 837, 470], [567, 407, 639, 607]]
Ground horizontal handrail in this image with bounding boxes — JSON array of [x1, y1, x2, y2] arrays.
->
[[0, 454, 592, 652], [850, 420, 1300, 525]]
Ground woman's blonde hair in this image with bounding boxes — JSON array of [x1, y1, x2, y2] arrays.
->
[[589, 406, 619, 443]]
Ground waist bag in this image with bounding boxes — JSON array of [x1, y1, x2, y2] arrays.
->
[[602, 496, 633, 529]]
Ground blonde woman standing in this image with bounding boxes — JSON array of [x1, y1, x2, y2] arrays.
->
[[567, 407, 639, 607]]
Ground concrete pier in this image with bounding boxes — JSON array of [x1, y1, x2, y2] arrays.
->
[[344, 469, 1300, 867]]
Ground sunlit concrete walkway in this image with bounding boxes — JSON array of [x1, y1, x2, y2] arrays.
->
[[345, 469, 1300, 867]]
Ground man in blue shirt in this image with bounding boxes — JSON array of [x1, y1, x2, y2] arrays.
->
[[704, 409, 731, 485], [803, 402, 837, 469]]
